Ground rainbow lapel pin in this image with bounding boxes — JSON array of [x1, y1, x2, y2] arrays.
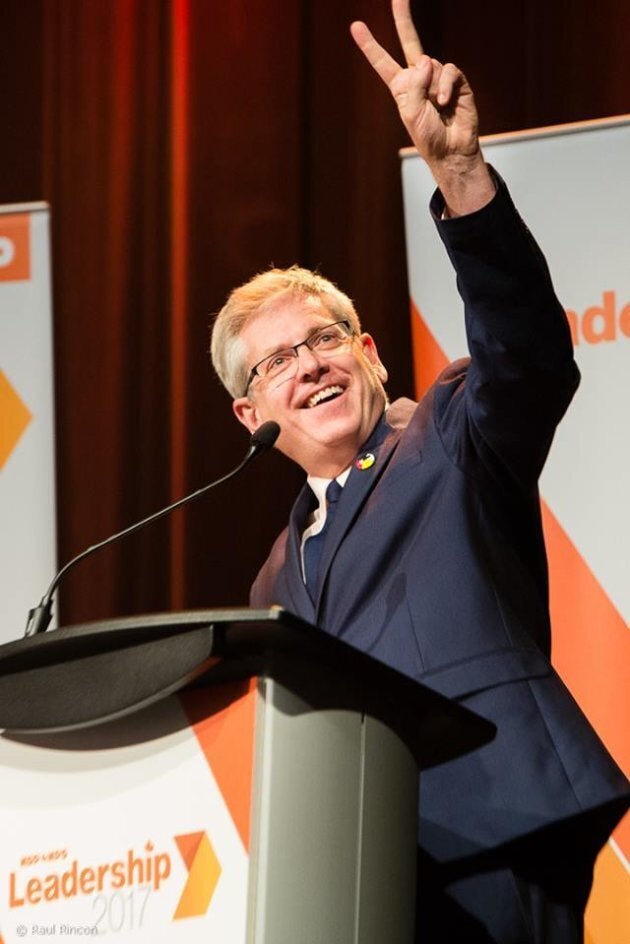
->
[[355, 452, 375, 471]]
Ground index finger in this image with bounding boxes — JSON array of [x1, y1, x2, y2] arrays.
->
[[392, 0, 424, 65], [350, 20, 402, 86]]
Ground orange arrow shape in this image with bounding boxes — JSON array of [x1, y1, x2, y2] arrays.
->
[[173, 831, 221, 920], [0, 369, 32, 469]]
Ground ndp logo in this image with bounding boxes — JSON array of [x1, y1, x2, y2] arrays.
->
[[566, 290, 630, 345], [0, 215, 30, 282]]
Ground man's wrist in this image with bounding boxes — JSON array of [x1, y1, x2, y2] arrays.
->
[[430, 152, 496, 218]]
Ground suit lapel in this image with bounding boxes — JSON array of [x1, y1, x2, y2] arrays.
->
[[280, 400, 418, 624], [313, 415, 402, 617], [282, 483, 317, 620]]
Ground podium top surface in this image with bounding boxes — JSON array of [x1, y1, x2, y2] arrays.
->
[[0, 607, 495, 768]]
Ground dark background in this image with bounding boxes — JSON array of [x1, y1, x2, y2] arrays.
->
[[2, 0, 629, 626]]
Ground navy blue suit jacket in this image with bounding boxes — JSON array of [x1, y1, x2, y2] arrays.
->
[[250, 177, 628, 880]]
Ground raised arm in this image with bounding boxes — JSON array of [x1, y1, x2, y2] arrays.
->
[[350, 0, 495, 216]]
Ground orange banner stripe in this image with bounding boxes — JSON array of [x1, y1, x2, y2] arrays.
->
[[585, 842, 630, 943], [180, 679, 257, 851], [542, 503, 630, 777], [410, 300, 449, 398], [542, 502, 630, 858]]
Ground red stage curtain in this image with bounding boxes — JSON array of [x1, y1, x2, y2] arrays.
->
[[0, 0, 628, 624]]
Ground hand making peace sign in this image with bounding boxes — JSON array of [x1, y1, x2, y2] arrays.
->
[[351, 0, 495, 215]]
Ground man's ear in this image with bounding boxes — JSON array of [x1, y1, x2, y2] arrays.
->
[[359, 333, 388, 383], [232, 396, 260, 434]]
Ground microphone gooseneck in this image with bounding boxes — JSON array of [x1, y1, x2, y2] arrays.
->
[[24, 421, 281, 637]]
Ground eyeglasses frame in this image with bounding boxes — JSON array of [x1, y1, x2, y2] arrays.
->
[[243, 319, 355, 396]]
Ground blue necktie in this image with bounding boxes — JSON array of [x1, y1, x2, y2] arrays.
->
[[304, 479, 343, 601]]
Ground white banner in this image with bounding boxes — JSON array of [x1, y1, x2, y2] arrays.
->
[[0, 690, 252, 943], [0, 204, 56, 642], [401, 115, 630, 943]]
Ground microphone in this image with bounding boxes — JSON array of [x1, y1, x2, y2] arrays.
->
[[24, 421, 281, 637]]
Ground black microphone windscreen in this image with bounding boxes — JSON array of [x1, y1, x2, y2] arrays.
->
[[251, 421, 281, 453]]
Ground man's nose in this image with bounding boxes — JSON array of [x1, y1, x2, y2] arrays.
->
[[295, 343, 328, 381]]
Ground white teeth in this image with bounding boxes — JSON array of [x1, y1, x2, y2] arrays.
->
[[307, 385, 343, 408]]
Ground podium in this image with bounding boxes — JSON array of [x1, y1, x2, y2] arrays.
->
[[0, 608, 494, 943]]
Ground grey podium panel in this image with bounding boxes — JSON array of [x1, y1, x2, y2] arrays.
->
[[356, 714, 418, 942], [248, 678, 417, 944]]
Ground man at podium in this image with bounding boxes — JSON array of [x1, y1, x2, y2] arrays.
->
[[210, 1, 629, 941]]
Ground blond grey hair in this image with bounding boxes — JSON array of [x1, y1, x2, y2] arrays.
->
[[210, 266, 361, 397]]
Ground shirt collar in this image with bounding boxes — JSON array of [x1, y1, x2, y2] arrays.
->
[[307, 466, 352, 509]]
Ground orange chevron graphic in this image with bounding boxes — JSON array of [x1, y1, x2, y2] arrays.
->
[[173, 831, 221, 920], [0, 369, 32, 469]]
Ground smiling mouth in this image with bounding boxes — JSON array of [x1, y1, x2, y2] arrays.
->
[[305, 385, 344, 408]]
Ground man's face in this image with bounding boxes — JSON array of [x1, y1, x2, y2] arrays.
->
[[232, 294, 388, 477]]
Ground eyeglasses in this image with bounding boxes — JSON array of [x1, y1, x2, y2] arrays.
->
[[244, 319, 355, 395]]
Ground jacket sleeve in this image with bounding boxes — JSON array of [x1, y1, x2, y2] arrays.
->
[[430, 169, 580, 489]]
